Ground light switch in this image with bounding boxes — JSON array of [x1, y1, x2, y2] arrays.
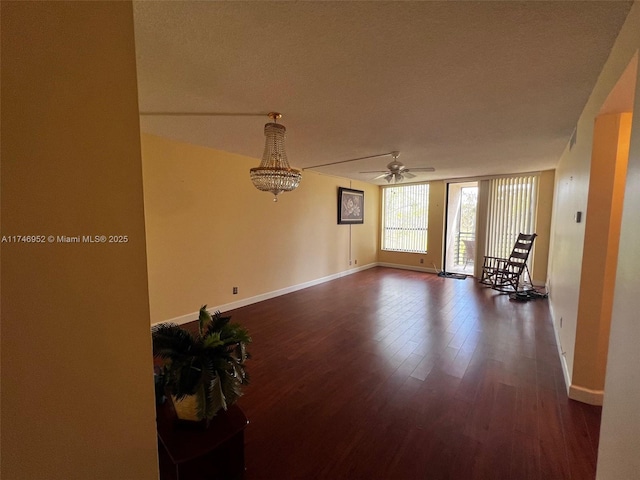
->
[[575, 211, 582, 223]]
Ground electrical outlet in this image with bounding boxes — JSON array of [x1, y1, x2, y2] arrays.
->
[[233, 287, 238, 295], [354, 260, 357, 265], [420, 258, 424, 264]]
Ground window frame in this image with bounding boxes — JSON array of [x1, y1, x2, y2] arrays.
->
[[381, 182, 430, 254]]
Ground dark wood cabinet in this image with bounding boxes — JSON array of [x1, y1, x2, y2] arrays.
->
[[156, 401, 248, 480]]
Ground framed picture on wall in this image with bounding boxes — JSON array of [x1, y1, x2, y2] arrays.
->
[[338, 187, 364, 224]]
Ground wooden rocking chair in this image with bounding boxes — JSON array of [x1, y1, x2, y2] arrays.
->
[[479, 233, 537, 292]]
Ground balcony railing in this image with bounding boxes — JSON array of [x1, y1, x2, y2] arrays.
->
[[454, 231, 475, 267]]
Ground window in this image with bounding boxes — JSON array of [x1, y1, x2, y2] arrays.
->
[[486, 175, 538, 258], [382, 184, 429, 253]]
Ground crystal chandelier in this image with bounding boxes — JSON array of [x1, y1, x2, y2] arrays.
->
[[250, 112, 302, 202]]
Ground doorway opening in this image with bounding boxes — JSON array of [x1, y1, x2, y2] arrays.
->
[[444, 182, 478, 275]]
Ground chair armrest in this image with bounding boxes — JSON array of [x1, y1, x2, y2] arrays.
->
[[482, 256, 508, 269]]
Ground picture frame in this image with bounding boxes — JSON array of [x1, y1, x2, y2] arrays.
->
[[338, 187, 364, 224]]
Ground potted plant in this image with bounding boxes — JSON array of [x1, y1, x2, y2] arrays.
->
[[152, 306, 251, 424]]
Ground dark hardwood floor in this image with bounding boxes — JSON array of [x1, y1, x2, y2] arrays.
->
[[197, 267, 601, 479]]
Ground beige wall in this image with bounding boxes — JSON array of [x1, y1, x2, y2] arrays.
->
[[532, 170, 555, 284], [142, 134, 379, 323], [1, 2, 159, 479]]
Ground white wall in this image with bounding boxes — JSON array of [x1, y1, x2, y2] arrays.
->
[[547, 1, 639, 405], [544, 0, 640, 477], [597, 12, 640, 478]]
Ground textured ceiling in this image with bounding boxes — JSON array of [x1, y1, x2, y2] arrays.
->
[[133, 1, 632, 185]]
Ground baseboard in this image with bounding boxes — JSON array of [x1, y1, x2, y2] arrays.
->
[[568, 385, 604, 406], [543, 297, 604, 406], [153, 262, 379, 326], [377, 262, 438, 274], [559, 351, 572, 398], [548, 300, 572, 396]]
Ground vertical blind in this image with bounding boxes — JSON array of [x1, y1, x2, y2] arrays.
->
[[382, 184, 429, 253], [486, 175, 538, 258]]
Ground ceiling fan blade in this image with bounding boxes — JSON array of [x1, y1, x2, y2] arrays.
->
[[404, 172, 416, 179], [360, 170, 389, 174], [372, 173, 390, 180], [409, 167, 435, 172]]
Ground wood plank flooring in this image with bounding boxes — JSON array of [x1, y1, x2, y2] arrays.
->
[[189, 267, 601, 479]]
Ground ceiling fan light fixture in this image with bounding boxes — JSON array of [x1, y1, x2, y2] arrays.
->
[[250, 112, 302, 202]]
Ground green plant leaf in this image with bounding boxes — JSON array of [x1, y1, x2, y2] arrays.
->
[[220, 369, 243, 407], [209, 373, 227, 415], [203, 332, 223, 349], [198, 305, 212, 336], [173, 357, 202, 395], [222, 324, 252, 345], [152, 306, 251, 420], [208, 310, 232, 333], [151, 323, 196, 359], [195, 382, 207, 421]]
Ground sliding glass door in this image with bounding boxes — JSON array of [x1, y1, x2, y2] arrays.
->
[[443, 174, 539, 277], [444, 182, 478, 275]]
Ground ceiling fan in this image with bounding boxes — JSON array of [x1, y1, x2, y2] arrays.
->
[[360, 151, 435, 183]]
